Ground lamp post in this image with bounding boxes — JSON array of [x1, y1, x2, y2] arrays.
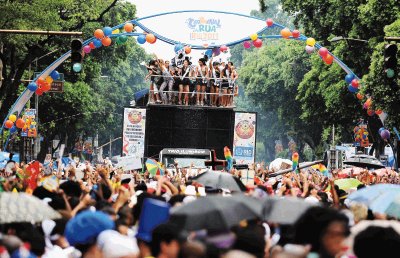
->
[[330, 36, 368, 43]]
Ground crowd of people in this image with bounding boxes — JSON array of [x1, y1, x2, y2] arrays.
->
[[0, 157, 399, 258], [145, 55, 238, 107]]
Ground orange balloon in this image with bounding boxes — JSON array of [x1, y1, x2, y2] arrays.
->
[[185, 46, 191, 54], [16, 118, 25, 129], [45, 76, 53, 84], [324, 54, 334, 65], [356, 93, 364, 100], [124, 23, 134, 32], [280, 28, 292, 39], [36, 77, 46, 86], [146, 34, 156, 44], [375, 109, 383, 115], [41, 82, 51, 92], [94, 29, 104, 39], [5, 120, 14, 129], [102, 37, 112, 46]]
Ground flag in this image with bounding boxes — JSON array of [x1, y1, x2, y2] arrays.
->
[[224, 146, 233, 171], [292, 152, 299, 173]]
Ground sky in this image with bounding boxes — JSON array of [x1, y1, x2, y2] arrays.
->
[[129, 0, 260, 61]]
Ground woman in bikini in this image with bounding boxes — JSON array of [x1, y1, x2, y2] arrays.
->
[[195, 58, 209, 106]]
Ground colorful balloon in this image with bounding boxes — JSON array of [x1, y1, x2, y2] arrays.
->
[[36, 88, 44, 96], [4, 120, 13, 129], [324, 54, 334, 65], [356, 93, 364, 100], [292, 30, 300, 38], [306, 37, 316, 46], [94, 29, 104, 39], [72, 63, 82, 73], [50, 70, 60, 80], [36, 77, 46, 87], [367, 109, 375, 116], [112, 29, 120, 34], [348, 85, 358, 93], [305, 45, 314, 54], [174, 44, 184, 53], [253, 39, 263, 48], [351, 79, 359, 88], [280, 28, 292, 39], [249, 33, 258, 41], [185, 46, 191, 54], [27, 82, 38, 92], [146, 34, 156, 44], [319, 47, 329, 57], [345, 74, 355, 84], [41, 82, 51, 92], [137, 35, 146, 44], [205, 49, 213, 57], [124, 23, 134, 33], [375, 109, 383, 115], [266, 18, 273, 27], [378, 127, 385, 134], [212, 47, 221, 56], [118, 35, 128, 44], [9, 126, 17, 133], [45, 76, 53, 85], [103, 27, 112, 36], [16, 118, 25, 129], [102, 37, 112, 46], [380, 129, 390, 140], [220, 45, 228, 52], [243, 41, 251, 49], [83, 45, 91, 54], [93, 39, 102, 48], [89, 42, 96, 49], [9, 114, 17, 123]]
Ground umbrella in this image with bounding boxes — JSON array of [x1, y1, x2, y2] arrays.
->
[[145, 158, 164, 176], [348, 184, 400, 218], [269, 158, 292, 172], [0, 192, 61, 224], [334, 178, 363, 191], [191, 171, 247, 192], [343, 154, 385, 169], [262, 197, 318, 225], [170, 194, 263, 231]]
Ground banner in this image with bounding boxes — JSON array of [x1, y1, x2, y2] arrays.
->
[[21, 109, 37, 137], [233, 112, 257, 165], [116, 156, 142, 171], [122, 108, 146, 158]]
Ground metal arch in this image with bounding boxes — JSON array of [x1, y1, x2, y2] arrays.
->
[[1, 9, 362, 147]]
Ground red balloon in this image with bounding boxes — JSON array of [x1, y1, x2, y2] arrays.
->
[[292, 30, 300, 38], [324, 54, 333, 65], [4, 120, 14, 129], [367, 109, 375, 116], [356, 93, 364, 100], [266, 18, 273, 27], [375, 109, 383, 115], [253, 39, 263, 48], [319, 47, 329, 57], [41, 82, 51, 92], [89, 42, 96, 49], [351, 79, 359, 88], [16, 118, 25, 129], [36, 77, 46, 87], [220, 45, 228, 52], [36, 88, 44, 96]]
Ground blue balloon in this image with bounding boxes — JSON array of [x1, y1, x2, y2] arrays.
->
[[345, 74, 355, 84], [50, 70, 60, 80], [348, 85, 358, 93], [103, 27, 113, 37], [205, 49, 213, 58], [93, 39, 102, 48], [10, 126, 17, 134], [73, 63, 82, 73], [378, 127, 385, 134], [27, 82, 38, 92], [137, 35, 146, 44], [174, 44, 184, 53]]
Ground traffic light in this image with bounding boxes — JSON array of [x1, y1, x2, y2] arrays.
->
[[71, 38, 83, 73], [384, 44, 397, 79]]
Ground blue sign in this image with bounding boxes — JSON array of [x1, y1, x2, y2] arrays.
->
[[234, 146, 254, 158]]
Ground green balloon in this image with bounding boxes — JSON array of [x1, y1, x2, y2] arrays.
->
[[73, 63, 82, 72], [119, 35, 128, 44], [386, 68, 395, 78]]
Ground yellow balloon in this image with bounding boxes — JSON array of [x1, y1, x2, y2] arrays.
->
[[306, 37, 316, 46], [9, 114, 17, 122], [112, 29, 120, 34], [249, 33, 258, 41], [46, 76, 53, 84]]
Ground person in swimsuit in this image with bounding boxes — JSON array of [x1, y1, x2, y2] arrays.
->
[[208, 57, 221, 107], [178, 58, 193, 105], [144, 59, 162, 104], [220, 64, 230, 107], [195, 58, 209, 106], [228, 61, 238, 107]]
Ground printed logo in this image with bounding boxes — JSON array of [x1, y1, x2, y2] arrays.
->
[[186, 17, 221, 41]]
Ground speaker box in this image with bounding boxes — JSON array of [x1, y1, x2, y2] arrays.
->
[[145, 106, 234, 159]]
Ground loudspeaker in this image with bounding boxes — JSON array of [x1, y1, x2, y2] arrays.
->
[[144, 106, 234, 159]]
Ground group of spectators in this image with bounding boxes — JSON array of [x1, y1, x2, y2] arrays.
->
[[145, 55, 238, 107], [0, 159, 399, 258]]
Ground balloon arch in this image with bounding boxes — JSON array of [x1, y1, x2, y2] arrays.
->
[[1, 10, 374, 150]]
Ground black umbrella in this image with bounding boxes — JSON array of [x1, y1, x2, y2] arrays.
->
[[263, 197, 318, 225], [170, 194, 263, 231], [191, 171, 247, 192], [343, 154, 385, 169]]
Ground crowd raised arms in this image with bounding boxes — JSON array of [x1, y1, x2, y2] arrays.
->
[[145, 54, 238, 107]]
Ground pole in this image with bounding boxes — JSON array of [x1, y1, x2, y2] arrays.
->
[[332, 125, 335, 146], [0, 29, 82, 36], [109, 135, 112, 158], [34, 94, 39, 159]]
